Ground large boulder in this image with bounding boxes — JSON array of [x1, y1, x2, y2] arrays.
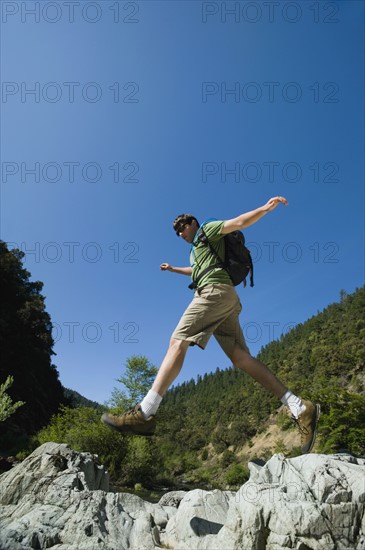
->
[[0, 442, 364, 549], [160, 487, 235, 548], [0, 442, 170, 549], [194, 453, 365, 550]]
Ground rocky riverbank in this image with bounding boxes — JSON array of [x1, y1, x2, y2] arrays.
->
[[0, 442, 364, 549]]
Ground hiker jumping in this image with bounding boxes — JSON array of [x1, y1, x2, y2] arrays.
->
[[102, 197, 320, 454]]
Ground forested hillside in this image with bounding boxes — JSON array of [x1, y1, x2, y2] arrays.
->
[[63, 388, 104, 411]]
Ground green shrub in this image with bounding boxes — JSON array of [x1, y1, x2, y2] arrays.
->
[[276, 410, 294, 431], [200, 448, 209, 461], [273, 439, 287, 454], [35, 406, 161, 485], [189, 465, 220, 487], [36, 406, 128, 478], [224, 463, 249, 487], [220, 450, 237, 468], [123, 437, 161, 484], [315, 389, 365, 455], [182, 451, 200, 471]]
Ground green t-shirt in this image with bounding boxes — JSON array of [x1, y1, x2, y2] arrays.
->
[[190, 220, 233, 289]]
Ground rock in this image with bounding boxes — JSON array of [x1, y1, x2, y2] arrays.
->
[[0, 442, 169, 549], [0, 443, 364, 549], [203, 452, 365, 550], [158, 490, 187, 508], [160, 488, 235, 549]]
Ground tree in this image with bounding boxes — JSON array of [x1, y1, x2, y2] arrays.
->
[[106, 355, 158, 411], [0, 241, 65, 441], [0, 376, 25, 422]]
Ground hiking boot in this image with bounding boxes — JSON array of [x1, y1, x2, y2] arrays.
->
[[101, 404, 156, 436], [294, 399, 321, 454]]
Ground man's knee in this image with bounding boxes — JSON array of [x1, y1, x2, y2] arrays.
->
[[169, 337, 190, 353]]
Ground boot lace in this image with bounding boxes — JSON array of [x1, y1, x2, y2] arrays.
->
[[291, 415, 309, 436], [122, 405, 139, 417], [110, 406, 138, 418]]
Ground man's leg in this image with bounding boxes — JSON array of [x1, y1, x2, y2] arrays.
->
[[139, 338, 190, 418], [151, 338, 190, 396], [102, 284, 218, 434], [101, 338, 190, 435], [230, 344, 304, 414], [229, 344, 320, 453], [230, 345, 287, 399]]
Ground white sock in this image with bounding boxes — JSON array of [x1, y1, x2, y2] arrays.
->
[[280, 391, 305, 419], [140, 389, 163, 419]]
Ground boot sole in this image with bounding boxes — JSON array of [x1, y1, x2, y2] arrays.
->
[[101, 415, 155, 436], [304, 403, 321, 453]]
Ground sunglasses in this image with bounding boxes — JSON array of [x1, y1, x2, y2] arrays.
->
[[175, 223, 189, 236]]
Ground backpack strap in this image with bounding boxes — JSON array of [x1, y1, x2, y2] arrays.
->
[[188, 227, 226, 290], [188, 263, 222, 290]]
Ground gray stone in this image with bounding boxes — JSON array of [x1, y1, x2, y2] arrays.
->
[[158, 489, 187, 508], [203, 453, 365, 550], [0, 442, 364, 550], [160, 488, 235, 549], [0, 443, 168, 549]]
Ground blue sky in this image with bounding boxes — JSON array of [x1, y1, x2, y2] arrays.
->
[[1, 0, 364, 404]]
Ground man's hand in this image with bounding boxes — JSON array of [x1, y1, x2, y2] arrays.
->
[[263, 196, 288, 212], [160, 263, 173, 271]]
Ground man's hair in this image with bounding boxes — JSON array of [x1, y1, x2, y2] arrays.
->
[[173, 214, 199, 235]]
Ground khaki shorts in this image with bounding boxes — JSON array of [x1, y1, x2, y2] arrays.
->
[[172, 284, 249, 359]]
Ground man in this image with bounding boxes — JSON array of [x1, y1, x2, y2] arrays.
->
[[102, 196, 320, 453]]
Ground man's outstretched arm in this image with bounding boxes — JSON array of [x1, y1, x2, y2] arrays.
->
[[221, 196, 288, 235], [160, 263, 192, 276]]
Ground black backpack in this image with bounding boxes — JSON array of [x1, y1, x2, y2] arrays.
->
[[188, 227, 254, 290]]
